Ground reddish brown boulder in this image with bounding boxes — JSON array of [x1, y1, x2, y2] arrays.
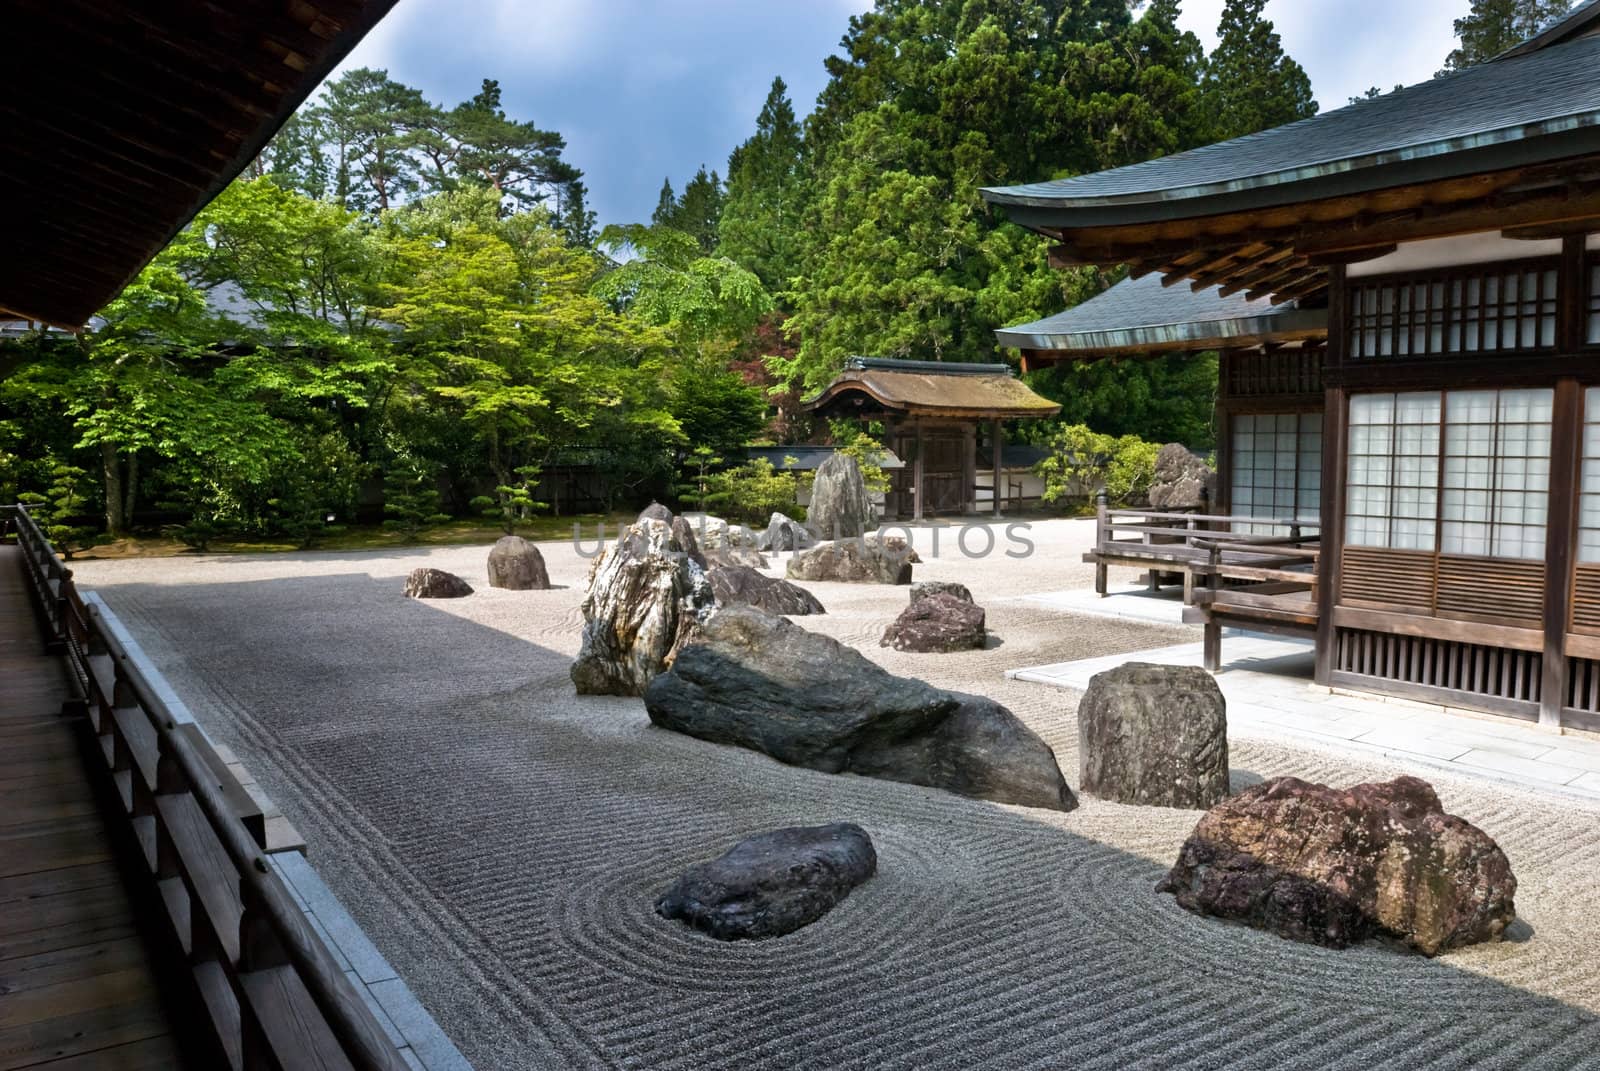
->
[[1157, 775, 1517, 955], [880, 593, 985, 652]]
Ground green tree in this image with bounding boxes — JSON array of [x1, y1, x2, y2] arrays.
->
[[1440, 0, 1572, 70], [1201, 0, 1317, 142], [651, 166, 725, 254], [719, 77, 807, 295], [382, 456, 449, 541], [314, 68, 428, 212], [19, 463, 99, 557]]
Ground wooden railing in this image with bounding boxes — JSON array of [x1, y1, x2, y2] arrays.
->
[[2, 504, 411, 1071], [1089, 489, 1320, 602]]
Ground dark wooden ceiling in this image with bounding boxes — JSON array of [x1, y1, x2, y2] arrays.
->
[[0, 0, 398, 329], [1043, 157, 1600, 305]]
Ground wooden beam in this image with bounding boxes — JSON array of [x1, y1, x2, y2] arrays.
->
[[1185, 244, 1288, 291], [1217, 253, 1309, 298], [1302, 244, 1397, 267], [1501, 218, 1600, 239], [1242, 263, 1314, 302], [1265, 272, 1331, 305], [1292, 186, 1600, 258]]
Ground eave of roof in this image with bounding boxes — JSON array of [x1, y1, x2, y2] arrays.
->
[[996, 274, 1327, 356], [803, 362, 1061, 419], [980, 32, 1600, 230], [1, 1, 399, 329]]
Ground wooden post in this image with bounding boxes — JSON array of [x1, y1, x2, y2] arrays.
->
[[991, 418, 1003, 518], [1313, 265, 1349, 688], [963, 423, 977, 514], [1203, 543, 1222, 671], [1094, 489, 1109, 597], [1542, 375, 1581, 727], [913, 422, 925, 522]]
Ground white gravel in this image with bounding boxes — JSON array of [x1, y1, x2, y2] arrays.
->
[[72, 518, 1600, 1070]]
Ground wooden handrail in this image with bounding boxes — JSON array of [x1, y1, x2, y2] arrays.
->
[[3, 504, 409, 1071], [1103, 507, 1321, 528]]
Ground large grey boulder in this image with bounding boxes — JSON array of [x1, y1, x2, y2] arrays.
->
[[708, 565, 825, 615], [1146, 444, 1216, 511], [655, 823, 876, 941], [571, 518, 715, 696], [637, 502, 674, 523], [757, 511, 815, 553], [786, 538, 912, 585], [881, 592, 985, 653], [1077, 663, 1228, 809], [910, 581, 972, 605], [486, 535, 550, 590], [645, 606, 1075, 811], [403, 568, 472, 599], [1158, 775, 1517, 955], [808, 453, 875, 539], [669, 516, 707, 569], [686, 514, 767, 569]]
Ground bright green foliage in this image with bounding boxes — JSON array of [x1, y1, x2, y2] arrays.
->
[[382, 456, 450, 541], [718, 78, 807, 294], [19, 464, 99, 558], [709, 458, 803, 525], [676, 446, 727, 515], [595, 225, 770, 355], [1201, 0, 1318, 142], [668, 354, 769, 461], [1440, 0, 1572, 70], [268, 431, 365, 549], [1035, 425, 1162, 507]]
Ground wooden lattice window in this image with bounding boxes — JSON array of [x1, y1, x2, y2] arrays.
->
[[1580, 388, 1600, 564], [1587, 260, 1600, 345], [1345, 389, 1551, 559], [1230, 412, 1320, 534], [1348, 261, 1558, 360], [1346, 392, 1440, 551]]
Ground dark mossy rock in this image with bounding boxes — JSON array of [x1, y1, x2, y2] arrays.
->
[[1078, 662, 1228, 809], [645, 606, 1074, 811], [403, 568, 472, 599], [655, 823, 877, 940], [708, 565, 824, 615]]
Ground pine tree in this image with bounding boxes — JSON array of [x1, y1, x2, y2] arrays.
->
[[651, 178, 677, 227], [1201, 0, 1317, 142], [313, 68, 428, 212], [1441, 0, 1573, 71], [719, 77, 807, 295]]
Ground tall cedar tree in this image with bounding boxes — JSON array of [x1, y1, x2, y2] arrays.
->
[[1201, 0, 1317, 143], [781, 0, 1211, 395], [1440, 0, 1573, 70], [651, 166, 725, 254], [719, 78, 807, 296]]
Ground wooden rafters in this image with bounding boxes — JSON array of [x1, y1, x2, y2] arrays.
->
[[1041, 161, 1600, 305]]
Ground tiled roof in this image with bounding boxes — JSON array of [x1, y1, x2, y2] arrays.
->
[[982, 32, 1600, 223], [803, 360, 1061, 419], [996, 274, 1325, 354]]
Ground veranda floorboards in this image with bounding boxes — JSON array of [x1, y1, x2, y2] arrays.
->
[[0, 546, 183, 1069]]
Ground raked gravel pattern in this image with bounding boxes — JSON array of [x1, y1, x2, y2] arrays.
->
[[72, 519, 1600, 1070]]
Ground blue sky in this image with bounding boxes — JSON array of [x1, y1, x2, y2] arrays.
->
[[335, 0, 1471, 229]]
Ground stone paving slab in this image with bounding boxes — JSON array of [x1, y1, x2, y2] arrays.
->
[[1009, 634, 1600, 802]]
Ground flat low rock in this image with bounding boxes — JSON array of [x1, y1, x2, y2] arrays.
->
[[911, 581, 972, 604], [881, 592, 985, 652], [655, 823, 876, 940], [645, 605, 1074, 811], [1078, 662, 1228, 809], [1158, 775, 1518, 955], [486, 535, 551, 590], [786, 538, 912, 585], [708, 565, 825, 615], [403, 567, 473, 599]]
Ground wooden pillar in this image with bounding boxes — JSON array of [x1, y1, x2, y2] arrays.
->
[[1542, 377, 1581, 727], [991, 418, 1003, 519], [1313, 266, 1349, 688], [963, 423, 978, 514], [912, 421, 925, 522]]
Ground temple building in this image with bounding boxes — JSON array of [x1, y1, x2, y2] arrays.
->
[[984, 1, 1600, 731], [803, 357, 1060, 519]]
